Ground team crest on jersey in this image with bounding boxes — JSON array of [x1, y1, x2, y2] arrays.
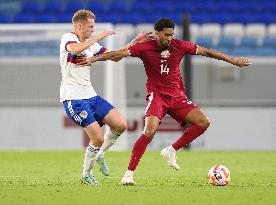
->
[[161, 50, 170, 59], [79, 110, 88, 119]]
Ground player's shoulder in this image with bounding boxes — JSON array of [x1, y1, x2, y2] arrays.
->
[[172, 38, 187, 44], [133, 39, 156, 48], [61, 32, 77, 40], [172, 39, 196, 47]]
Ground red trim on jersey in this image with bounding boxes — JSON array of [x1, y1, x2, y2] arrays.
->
[[94, 47, 107, 56], [67, 53, 80, 64], [65, 41, 77, 51]]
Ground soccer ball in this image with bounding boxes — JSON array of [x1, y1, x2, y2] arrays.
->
[[207, 164, 230, 186]]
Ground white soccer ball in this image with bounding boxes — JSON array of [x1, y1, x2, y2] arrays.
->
[[207, 164, 231, 186]]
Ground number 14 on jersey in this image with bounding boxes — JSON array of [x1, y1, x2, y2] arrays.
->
[[161, 63, 169, 74]]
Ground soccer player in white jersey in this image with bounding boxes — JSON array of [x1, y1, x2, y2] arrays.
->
[[60, 9, 152, 185]]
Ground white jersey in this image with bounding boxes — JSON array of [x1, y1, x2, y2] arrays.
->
[[59, 32, 106, 102]]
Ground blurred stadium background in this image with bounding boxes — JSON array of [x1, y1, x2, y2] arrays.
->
[[0, 0, 276, 150]]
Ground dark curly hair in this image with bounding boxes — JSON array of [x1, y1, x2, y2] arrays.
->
[[154, 18, 175, 32]]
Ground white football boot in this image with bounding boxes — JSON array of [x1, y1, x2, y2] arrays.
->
[[96, 153, 110, 176], [121, 170, 135, 185], [160, 146, 180, 170], [81, 174, 99, 186]]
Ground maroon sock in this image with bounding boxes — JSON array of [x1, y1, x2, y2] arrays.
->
[[172, 124, 206, 151], [128, 134, 152, 171]]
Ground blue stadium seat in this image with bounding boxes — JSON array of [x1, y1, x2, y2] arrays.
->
[[259, 2, 276, 12], [231, 13, 255, 24], [263, 37, 276, 48], [192, 2, 218, 13], [96, 13, 121, 24], [65, 1, 85, 13], [5, 47, 30, 56], [208, 12, 233, 24], [217, 37, 236, 48], [13, 13, 35, 23], [165, 12, 183, 25], [131, 2, 154, 13], [108, 1, 129, 13], [20, 1, 43, 13], [28, 47, 54, 56], [0, 1, 21, 15], [0, 14, 11, 23], [238, 1, 259, 12], [119, 13, 143, 24], [254, 13, 273, 25], [196, 36, 214, 48], [35, 14, 57, 23], [87, 2, 106, 13], [239, 37, 258, 48], [43, 1, 65, 13], [231, 47, 253, 56], [143, 13, 163, 24], [56, 13, 72, 23], [190, 13, 211, 24], [253, 48, 276, 56], [173, 2, 193, 12], [217, 1, 240, 12], [150, 1, 175, 12]]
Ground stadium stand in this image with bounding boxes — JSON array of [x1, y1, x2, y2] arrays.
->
[[0, 0, 276, 56]]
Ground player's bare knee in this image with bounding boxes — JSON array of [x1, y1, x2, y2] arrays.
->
[[118, 120, 128, 133], [112, 120, 127, 134], [93, 135, 104, 147], [196, 118, 210, 129], [144, 128, 157, 138]]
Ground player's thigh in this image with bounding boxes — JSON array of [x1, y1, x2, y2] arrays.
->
[[169, 99, 198, 125], [84, 121, 104, 145], [185, 108, 210, 128], [103, 108, 127, 133], [145, 92, 168, 120], [143, 115, 161, 138]]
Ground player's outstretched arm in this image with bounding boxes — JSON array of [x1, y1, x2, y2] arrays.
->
[[122, 31, 154, 50], [67, 31, 115, 55], [197, 46, 251, 67], [77, 49, 129, 66]]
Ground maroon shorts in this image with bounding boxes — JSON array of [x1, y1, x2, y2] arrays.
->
[[145, 92, 198, 125]]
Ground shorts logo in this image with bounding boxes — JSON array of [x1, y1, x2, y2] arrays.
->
[[79, 110, 88, 119], [183, 100, 193, 105]]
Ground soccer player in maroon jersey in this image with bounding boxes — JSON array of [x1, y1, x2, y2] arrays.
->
[[78, 18, 251, 185]]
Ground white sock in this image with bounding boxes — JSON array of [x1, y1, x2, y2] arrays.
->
[[98, 129, 121, 156], [82, 143, 100, 177]]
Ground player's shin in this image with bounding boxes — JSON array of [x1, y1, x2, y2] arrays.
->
[[95, 129, 122, 176], [128, 134, 152, 171], [82, 143, 100, 177], [97, 128, 121, 156], [172, 124, 206, 151]]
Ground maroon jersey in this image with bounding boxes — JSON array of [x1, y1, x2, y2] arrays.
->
[[128, 39, 197, 97]]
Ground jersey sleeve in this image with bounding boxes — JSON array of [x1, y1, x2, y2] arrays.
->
[[179, 40, 198, 55], [128, 43, 143, 57], [92, 42, 107, 56], [60, 33, 78, 52]]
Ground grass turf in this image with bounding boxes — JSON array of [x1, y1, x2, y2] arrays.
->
[[0, 151, 275, 205]]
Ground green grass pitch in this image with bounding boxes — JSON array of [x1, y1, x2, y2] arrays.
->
[[0, 151, 275, 205]]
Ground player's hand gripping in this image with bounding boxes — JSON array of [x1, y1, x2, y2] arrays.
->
[[131, 31, 155, 45], [230, 57, 251, 67], [95, 31, 115, 41], [77, 56, 96, 66]]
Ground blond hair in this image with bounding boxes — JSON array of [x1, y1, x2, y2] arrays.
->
[[72, 9, 96, 24]]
